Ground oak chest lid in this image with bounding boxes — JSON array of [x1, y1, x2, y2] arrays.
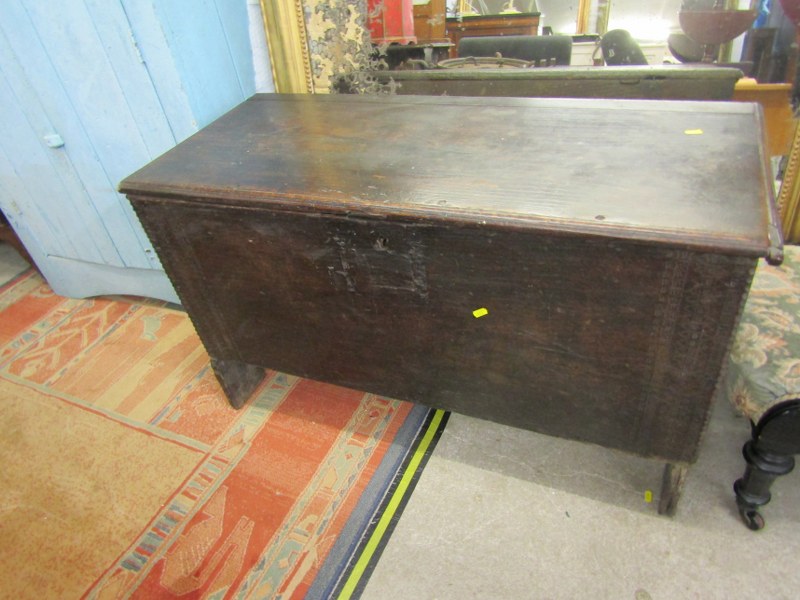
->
[[120, 93, 779, 259]]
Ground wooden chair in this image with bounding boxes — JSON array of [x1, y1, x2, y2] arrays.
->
[[723, 245, 800, 530]]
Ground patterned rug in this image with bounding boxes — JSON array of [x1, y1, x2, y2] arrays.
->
[[0, 271, 447, 599]]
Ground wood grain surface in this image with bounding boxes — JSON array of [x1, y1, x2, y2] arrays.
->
[[121, 93, 774, 258], [124, 93, 778, 464]]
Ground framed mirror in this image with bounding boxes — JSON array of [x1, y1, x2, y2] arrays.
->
[[456, 0, 540, 14]]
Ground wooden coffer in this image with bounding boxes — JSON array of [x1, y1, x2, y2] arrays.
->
[[121, 94, 782, 465]]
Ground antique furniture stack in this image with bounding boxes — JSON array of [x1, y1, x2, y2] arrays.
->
[[120, 93, 782, 516], [445, 12, 540, 58]]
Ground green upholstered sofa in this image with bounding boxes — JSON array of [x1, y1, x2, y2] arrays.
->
[[724, 244, 800, 530]]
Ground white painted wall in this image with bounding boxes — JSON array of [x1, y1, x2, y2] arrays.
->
[[247, 0, 276, 93]]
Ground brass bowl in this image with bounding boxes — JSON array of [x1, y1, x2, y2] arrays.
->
[[667, 32, 704, 63], [678, 9, 757, 46]]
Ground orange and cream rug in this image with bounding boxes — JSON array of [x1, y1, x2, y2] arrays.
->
[[0, 271, 446, 599]]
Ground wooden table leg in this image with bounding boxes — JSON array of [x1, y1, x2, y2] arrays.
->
[[210, 358, 267, 409], [658, 462, 688, 516]]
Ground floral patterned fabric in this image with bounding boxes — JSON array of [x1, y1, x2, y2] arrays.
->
[[725, 245, 800, 422]]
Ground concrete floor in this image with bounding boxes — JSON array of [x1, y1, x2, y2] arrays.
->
[[2, 243, 797, 598], [0, 242, 31, 284], [363, 388, 800, 599]]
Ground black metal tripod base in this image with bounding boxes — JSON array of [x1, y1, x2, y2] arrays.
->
[[733, 439, 795, 531]]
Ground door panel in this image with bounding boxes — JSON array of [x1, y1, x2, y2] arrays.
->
[[5, 0, 164, 269], [0, 42, 119, 265], [0, 0, 267, 302]]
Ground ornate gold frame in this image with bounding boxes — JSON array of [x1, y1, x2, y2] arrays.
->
[[576, 0, 591, 34], [779, 121, 800, 244], [259, 0, 314, 93]]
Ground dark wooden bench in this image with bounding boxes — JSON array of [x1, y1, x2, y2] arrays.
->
[[338, 65, 743, 101]]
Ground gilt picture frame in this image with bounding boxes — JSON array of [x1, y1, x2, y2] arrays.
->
[[259, 0, 314, 93], [779, 120, 800, 244]]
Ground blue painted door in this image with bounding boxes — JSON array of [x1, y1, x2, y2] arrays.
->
[[0, 0, 267, 302]]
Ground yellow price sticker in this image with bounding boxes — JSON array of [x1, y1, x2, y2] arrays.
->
[[684, 129, 704, 135], [472, 307, 489, 318]]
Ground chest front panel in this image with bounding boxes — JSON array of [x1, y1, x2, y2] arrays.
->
[[134, 198, 754, 462]]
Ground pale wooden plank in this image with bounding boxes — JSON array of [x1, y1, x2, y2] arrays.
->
[[0, 1, 130, 267], [84, 0, 176, 159], [148, 0, 249, 127], [119, 0, 197, 142], [213, 0, 257, 98], [21, 0, 158, 269], [0, 27, 116, 265], [0, 0, 261, 296], [46, 255, 178, 304], [83, 0, 180, 269], [0, 85, 71, 260]]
